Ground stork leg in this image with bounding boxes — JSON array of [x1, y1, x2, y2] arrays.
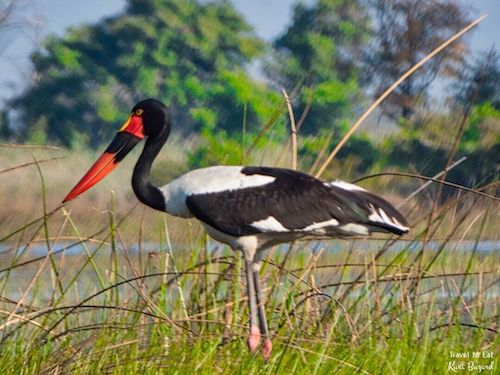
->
[[244, 258, 260, 352], [252, 262, 272, 360]]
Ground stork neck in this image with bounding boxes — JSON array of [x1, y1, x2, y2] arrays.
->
[[132, 129, 169, 211]]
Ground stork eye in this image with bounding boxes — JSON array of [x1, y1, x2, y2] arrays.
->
[[135, 108, 144, 116]]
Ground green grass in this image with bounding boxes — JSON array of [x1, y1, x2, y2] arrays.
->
[[0, 144, 498, 374]]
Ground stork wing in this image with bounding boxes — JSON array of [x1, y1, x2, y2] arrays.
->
[[185, 167, 409, 237]]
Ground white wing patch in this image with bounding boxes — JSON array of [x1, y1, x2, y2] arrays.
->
[[340, 223, 369, 235], [303, 219, 339, 233], [250, 216, 288, 232], [368, 204, 409, 233], [329, 180, 367, 192], [251, 217, 341, 234]]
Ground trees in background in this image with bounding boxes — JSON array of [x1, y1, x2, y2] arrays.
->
[[3, 0, 497, 186], [265, 0, 383, 174], [454, 50, 500, 153], [450, 50, 500, 187], [365, 0, 471, 119], [266, 0, 369, 135], [360, 0, 499, 192], [10, 0, 276, 148], [386, 49, 500, 194]]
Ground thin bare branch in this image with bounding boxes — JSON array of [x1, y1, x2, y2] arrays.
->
[[351, 171, 499, 202]]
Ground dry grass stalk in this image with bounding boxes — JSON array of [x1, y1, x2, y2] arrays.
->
[[315, 14, 488, 178], [308, 131, 335, 175], [0, 144, 62, 150], [282, 88, 298, 170], [397, 156, 467, 208], [0, 156, 63, 175], [274, 92, 312, 166]]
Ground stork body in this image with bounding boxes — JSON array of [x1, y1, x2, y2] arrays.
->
[[63, 99, 409, 359]]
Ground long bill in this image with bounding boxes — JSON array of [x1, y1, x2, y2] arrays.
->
[[62, 115, 145, 203]]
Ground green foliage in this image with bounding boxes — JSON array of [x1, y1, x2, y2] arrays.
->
[[187, 69, 284, 167], [25, 116, 48, 145], [266, 0, 368, 134], [336, 132, 381, 173], [11, 0, 268, 149], [385, 129, 499, 199], [455, 51, 500, 154], [386, 137, 448, 176], [188, 129, 243, 168], [382, 50, 500, 195], [462, 102, 500, 153], [5, 0, 494, 189], [299, 127, 379, 175], [206, 70, 282, 134], [0, 182, 497, 373]]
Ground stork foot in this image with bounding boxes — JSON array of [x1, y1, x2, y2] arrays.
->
[[262, 338, 272, 360], [247, 326, 261, 352]]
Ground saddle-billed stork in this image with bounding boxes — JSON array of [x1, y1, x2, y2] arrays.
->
[[63, 98, 409, 359]]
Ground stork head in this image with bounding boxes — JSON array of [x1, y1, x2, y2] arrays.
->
[[62, 98, 170, 203], [131, 98, 170, 138]]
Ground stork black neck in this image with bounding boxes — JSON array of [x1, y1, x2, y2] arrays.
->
[[132, 128, 169, 211]]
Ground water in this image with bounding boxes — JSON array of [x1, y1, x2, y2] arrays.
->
[[1, 239, 499, 259]]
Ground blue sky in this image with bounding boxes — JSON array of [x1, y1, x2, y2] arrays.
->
[[0, 0, 498, 105]]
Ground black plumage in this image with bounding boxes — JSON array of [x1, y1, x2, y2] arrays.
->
[[186, 166, 408, 237]]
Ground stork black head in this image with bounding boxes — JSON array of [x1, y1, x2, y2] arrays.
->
[[62, 98, 170, 202], [131, 98, 170, 138]]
